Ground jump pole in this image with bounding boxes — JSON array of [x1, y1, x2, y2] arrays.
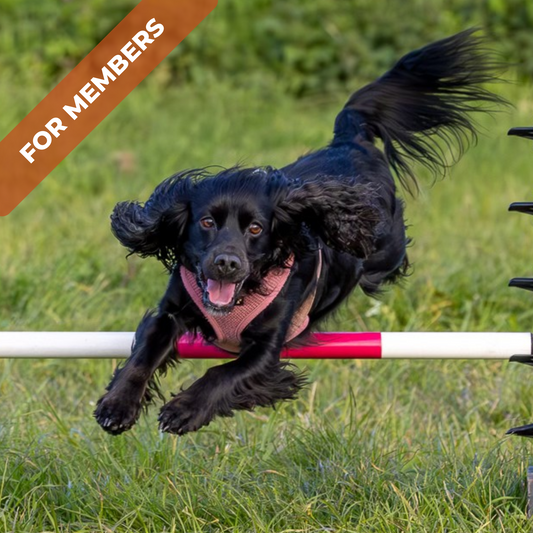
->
[[0, 331, 530, 360]]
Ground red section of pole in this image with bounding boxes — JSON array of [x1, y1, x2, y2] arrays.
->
[[176, 332, 382, 359]]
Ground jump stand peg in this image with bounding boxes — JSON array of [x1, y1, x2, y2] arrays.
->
[[509, 277, 533, 292], [508, 127, 533, 141], [509, 203, 533, 217]]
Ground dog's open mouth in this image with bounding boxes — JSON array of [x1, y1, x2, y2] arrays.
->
[[198, 273, 245, 315], [206, 278, 237, 306]]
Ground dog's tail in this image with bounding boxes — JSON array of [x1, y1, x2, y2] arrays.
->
[[332, 29, 508, 192]]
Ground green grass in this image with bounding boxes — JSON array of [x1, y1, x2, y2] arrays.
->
[[2, 75, 533, 531]]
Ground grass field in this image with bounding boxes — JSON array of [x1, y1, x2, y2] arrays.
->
[[2, 74, 533, 531]]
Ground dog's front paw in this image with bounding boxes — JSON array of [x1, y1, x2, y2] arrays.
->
[[158, 392, 218, 436], [94, 392, 142, 435]]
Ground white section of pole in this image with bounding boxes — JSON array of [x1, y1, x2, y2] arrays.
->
[[0, 332, 134, 358], [381, 332, 531, 359]]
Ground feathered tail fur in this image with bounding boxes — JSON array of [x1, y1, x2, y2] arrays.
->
[[332, 29, 508, 192]]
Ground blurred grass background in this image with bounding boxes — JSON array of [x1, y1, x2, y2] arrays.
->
[[2, 1, 533, 531]]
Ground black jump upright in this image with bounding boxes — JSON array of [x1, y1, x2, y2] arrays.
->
[[507, 126, 533, 438]]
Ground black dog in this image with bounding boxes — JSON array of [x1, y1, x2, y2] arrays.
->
[[95, 30, 506, 435]]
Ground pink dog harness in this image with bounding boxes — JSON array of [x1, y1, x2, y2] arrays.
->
[[180, 252, 322, 353]]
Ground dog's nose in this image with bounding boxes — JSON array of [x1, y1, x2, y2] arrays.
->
[[213, 254, 242, 275]]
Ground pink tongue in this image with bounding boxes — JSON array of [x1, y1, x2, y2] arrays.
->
[[206, 279, 236, 306]]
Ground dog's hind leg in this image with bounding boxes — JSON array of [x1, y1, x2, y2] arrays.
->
[[158, 328, 306, 435]]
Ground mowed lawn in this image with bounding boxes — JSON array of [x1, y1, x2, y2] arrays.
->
[[2, 75, 533, 531]]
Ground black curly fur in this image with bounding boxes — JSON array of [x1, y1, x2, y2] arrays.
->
[[95, 30, 508, 436], [275, 178, 383, 258], [158, 361, 308, 434]]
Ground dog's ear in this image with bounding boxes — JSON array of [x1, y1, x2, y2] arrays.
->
[[274, 177, 383, 259], [111, 173, 194, 269]]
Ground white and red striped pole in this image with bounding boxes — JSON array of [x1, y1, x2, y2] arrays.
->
[[0, 331, 530, 359]]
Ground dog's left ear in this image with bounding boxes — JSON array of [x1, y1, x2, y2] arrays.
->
[[111, 173, 194, 269], [274, 177, 383, 259]]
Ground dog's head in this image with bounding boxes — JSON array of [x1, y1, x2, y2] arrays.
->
[[111, 167, 383, 314]]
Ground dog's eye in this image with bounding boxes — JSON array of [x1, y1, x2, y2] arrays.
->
[[248, 223, 263, 235], [200, 217, 215, 229]]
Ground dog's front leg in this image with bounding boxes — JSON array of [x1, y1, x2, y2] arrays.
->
[[95, 310, 185, 435], [158, 302, 307, 436]]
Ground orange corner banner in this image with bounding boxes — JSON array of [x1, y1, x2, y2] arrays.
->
[[0, 0, 217, 216]]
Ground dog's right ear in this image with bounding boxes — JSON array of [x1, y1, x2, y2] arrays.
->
[[110, 173, 194, 269]]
